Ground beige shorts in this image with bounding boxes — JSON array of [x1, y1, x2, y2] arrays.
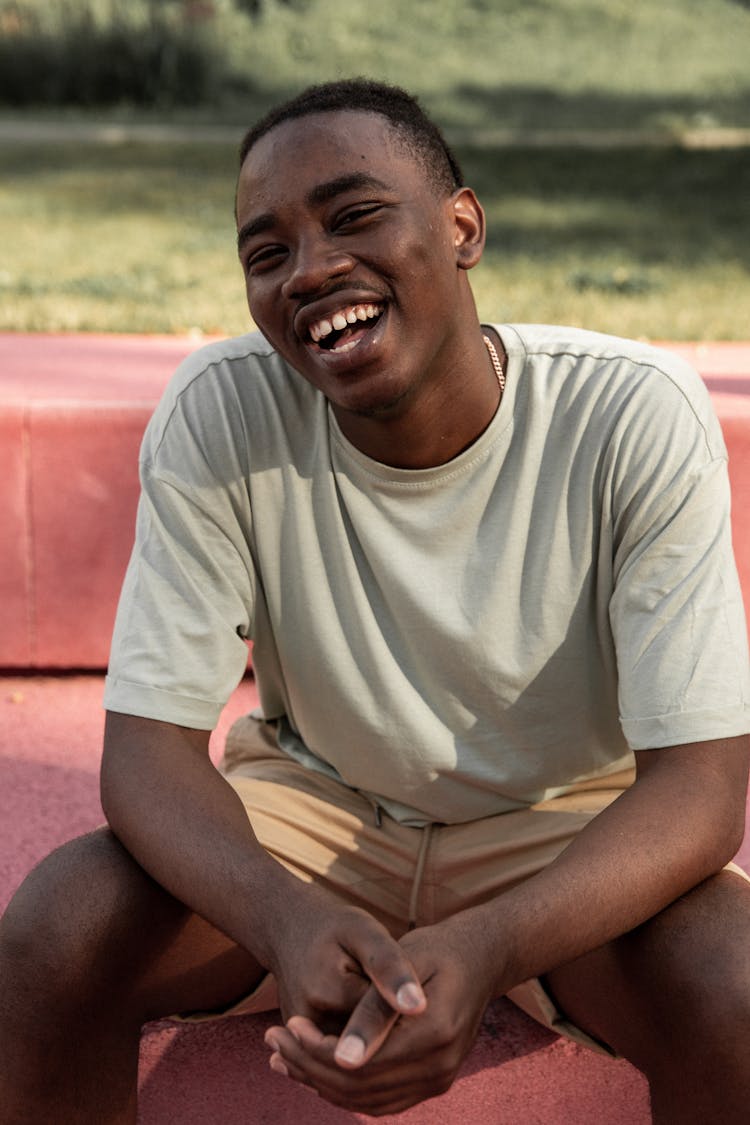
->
[[187, 714, 748, 1057]]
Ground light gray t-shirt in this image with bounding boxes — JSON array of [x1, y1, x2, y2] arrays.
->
[[104, 324, 750, 825]]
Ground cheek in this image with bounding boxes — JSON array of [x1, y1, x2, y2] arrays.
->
[[394, 248, 460, 313], [399, 227, 456, 281], [245, 284, 278, 334]]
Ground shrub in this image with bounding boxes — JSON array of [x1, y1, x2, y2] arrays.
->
[[0, 0, 226, 106]]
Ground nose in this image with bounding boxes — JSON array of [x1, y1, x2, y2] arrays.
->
[[281, 232, 355, 299]]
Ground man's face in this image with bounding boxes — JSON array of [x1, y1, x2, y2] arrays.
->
[[235, 110, 482, 420]]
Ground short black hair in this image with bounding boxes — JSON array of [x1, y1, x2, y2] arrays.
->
[[239, 78, 464, 196]]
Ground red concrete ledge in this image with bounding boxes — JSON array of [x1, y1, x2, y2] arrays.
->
[[2, 334, 750, 669], [0, 334, 207, 667]]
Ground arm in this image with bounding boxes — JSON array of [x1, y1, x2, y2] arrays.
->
[[100, 712, 426, 1025], [267, 735, 749, 1113], [476, 735, 749, 992], [102, 712, 292, 962]]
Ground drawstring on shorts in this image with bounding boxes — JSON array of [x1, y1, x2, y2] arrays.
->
[[362, 794, 435, 929], [407, 822, 434, 930]]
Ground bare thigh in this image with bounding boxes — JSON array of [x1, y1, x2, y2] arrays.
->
[[544, 868, 750, 1072], [0, 826, 266, 1025]]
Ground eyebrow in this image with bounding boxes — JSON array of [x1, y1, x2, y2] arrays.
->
[[307, 171, 389, 207], [236, 171, 390, 254]]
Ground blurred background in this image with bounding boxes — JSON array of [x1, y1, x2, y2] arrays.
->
[[1, 0, 749, 338]]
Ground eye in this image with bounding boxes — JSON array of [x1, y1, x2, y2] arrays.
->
[[244, 245, 286, 275], [335, 203, 384, 230]]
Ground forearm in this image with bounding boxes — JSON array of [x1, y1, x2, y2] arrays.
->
[[100, 711, 304, 964], [466, 736, 749, 997]]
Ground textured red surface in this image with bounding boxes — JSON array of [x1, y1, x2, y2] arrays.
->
[[28, 405, 149, 666], [0, 404, 29, 665], [0, 333, 206, 667], [0, 332, 207, 401]]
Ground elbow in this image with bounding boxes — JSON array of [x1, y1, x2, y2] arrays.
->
[[99, 744, 122, 830], [718, 742, 750, 868], [99, 712, 133, 830], [700, 791, 747, 876], [720, 805, 747, 869]]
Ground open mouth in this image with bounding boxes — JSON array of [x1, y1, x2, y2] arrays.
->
[[307, 302, 385, 354]]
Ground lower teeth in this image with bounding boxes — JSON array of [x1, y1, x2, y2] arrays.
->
[[317, 312, 382, 351]]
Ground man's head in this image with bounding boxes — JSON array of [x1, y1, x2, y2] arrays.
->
[[235, 79, 487, 454], [239, 78, 464, 200]]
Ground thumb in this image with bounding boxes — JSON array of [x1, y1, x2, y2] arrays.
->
[[333, 937, 427, 1069], [356, 924, 427, 1018]]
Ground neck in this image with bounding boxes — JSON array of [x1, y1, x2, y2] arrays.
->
[[332, 326, 506, 470]]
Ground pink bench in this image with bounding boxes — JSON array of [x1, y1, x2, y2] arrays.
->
[[2, 334, 750, 669], [0, 334, 202, 667]]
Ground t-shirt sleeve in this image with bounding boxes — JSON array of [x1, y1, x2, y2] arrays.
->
[[608, 367, 750, 748], [103, 373, 256, 730]]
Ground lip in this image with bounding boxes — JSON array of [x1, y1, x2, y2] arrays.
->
[[294, 289, 388, 343]]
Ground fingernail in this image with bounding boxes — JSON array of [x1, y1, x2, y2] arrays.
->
[[397, 982, 424, 1011], [269, 1054, 289, 1077], [335, 1034, 366, 1065]]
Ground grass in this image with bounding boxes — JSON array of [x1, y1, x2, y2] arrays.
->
[[466, 145, 750, 340], [0, 142, 248, 334], [2, 0, 750, 134], [1, 139, 748, 339], [230, 0, 750, 136]]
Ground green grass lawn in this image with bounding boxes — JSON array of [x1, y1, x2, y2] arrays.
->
[[4, 0, 750, 135], [1, 139, 747, 339], [230, 0, 750, 136]]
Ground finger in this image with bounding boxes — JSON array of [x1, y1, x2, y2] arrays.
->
[[266, 1031, 386, 1110], [264, 1027, 326, 1090], [285, 1015, 327, 1048], [266, 1022, 347, 1091], [264, 1022, 300, 1052], [275, 1035, 444, 1116], [333, 983, 403, 1069], [278, 970, 368, 1025], [267, 1020, 339, 1068], [268, 1051, 289, 1078], [267, 1014, 445, 1113], [331, 931, 431, 1069], [346, 921, 427, 1017]]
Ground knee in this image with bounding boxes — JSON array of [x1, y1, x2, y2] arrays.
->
[[0, 829, 154, 1000], [636, 871, 750, 1067], [674, 954, 750, 1063]]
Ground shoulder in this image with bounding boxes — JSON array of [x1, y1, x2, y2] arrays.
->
[[502, 323, 701, 388], [157, 330, 287, 409], [498, 324, 725, 460], [141, 331, 321, 470]]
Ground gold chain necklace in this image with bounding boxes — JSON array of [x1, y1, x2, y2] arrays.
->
[[482, 333, 506, 395]]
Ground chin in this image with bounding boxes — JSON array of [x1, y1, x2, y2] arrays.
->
[[334, 378, 413, 421]]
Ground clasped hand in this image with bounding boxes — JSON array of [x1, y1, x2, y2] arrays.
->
[[264, 892, 495, 1116]]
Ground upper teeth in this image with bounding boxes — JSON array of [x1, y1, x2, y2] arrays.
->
[[309, 303, 383, 342]]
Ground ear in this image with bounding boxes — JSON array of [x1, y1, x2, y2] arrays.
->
[[451, 187, 485, 271]]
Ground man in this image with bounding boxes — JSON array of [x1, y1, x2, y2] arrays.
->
[[1, 79, 749, 1123]]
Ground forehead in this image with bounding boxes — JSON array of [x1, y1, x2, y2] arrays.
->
[[236, 110, 428, 217]]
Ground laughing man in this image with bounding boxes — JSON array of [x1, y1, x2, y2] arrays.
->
[[2, 79, 750, 1123]]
